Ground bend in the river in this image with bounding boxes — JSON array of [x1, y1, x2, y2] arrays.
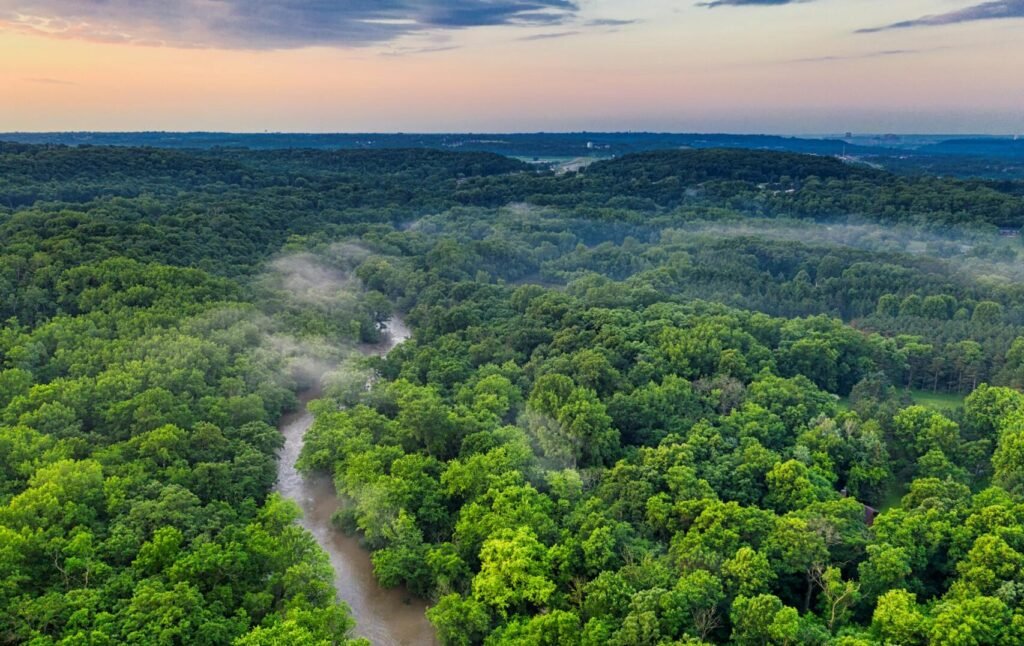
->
[[275, 316, 436, 645]]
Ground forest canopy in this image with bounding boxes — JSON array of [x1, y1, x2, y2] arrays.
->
[[2, 142, 1024, 644]]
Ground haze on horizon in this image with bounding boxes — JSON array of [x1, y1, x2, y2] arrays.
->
[[1, 0, 1021, 134]]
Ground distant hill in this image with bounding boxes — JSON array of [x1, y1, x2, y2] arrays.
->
[[0, 131, 881, 158], [919, 138, 1024, 159], [4, 131, 1024, 180], [585, 148, 882, 184]]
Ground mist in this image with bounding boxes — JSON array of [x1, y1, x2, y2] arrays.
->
[[253, 242, 388, 398], [267, 243, 372, 307], [662, 219, 1024, 285]]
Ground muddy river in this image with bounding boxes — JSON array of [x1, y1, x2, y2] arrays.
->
[[275, 317, 437, 645]]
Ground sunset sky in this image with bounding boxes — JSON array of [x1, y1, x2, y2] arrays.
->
[[1, 0, 1022, 133]]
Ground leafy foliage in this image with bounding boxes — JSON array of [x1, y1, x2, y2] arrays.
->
[[3, 141, 1024, 644]]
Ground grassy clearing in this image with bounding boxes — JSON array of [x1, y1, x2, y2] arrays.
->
[[836, 389, 966, 413], [908, 389, 966, 410], [877, 484, 907, 513]]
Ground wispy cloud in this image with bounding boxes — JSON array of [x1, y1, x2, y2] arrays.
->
[[23, 76, 77, 85], [858, 0, 1024, 33], [0, 0, 580, 49], [518, 30, 579, 40], [585, 18, 636, 27], [699, 0, 811, 8], [790, 48, 926, 63], [381, 44, 460, 57]]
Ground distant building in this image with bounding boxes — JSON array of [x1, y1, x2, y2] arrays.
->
[[840, 487, 879, 526], [864, 505, 879, 526]]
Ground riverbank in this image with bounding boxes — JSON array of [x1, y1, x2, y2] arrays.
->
[[275, 317, 436, 645]]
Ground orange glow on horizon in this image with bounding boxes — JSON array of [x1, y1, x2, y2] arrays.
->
[[1, 1, 1022, 134]]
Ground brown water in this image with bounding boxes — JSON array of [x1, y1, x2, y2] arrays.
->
[[275, 317, 437, 645]]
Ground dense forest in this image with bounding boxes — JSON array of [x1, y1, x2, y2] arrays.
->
[[2, 142, 1024, 644], [5, 132, 1024, 181]]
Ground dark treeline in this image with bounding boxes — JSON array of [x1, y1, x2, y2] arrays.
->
[[0, 132, 879, 157], [2, 142, 1024, 644], [4, 131, 1024, 180]]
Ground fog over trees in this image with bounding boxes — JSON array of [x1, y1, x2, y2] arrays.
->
[[2, 142, 1024, 644]]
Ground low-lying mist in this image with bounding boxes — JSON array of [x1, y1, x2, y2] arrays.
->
[[254, 242, 388, 400], [663, 219, 1024, 285], [267, 243, 371, 307]]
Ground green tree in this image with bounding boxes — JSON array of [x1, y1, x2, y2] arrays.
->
[[871, 589, 928, 645], [730, 594, 801, 645], [765, 460, 818, 513], [526, 374, 619, 468], [426, 594, 491, 646], [722, 546, 776, 598], [471, 527, 555, 618]]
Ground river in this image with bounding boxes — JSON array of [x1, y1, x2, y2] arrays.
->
[[275, 316, 437, 645]]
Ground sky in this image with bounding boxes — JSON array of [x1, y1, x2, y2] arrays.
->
[[0, 0, 1022, 134]]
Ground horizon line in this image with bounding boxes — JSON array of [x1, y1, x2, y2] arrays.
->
[[2, 130, 1021, 138]]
